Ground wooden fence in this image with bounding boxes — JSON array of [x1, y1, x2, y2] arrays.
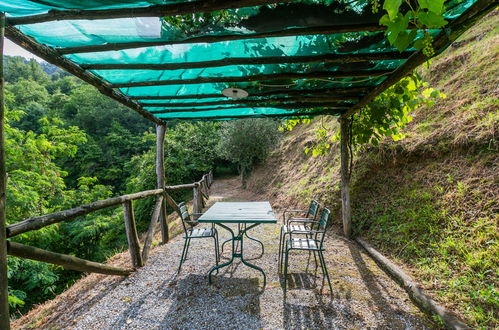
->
[[6, 170, 214, 273]]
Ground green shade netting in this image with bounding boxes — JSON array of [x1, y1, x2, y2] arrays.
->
[[89, 60, 405, 84], [145, 100, 355, 110], [66, 32, 399, 64], [1, 1, 173, 17], [151, 107, 343, 120], [10, 0, 474, 47], [119, 76, 388, 99], [0, 0, 479, 120]]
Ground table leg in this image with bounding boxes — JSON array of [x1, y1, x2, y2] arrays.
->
[[208, 223, 235, 284], [240, 223, 266, 287], [244, 223, 265, 254], [207, 223, 267, 287]]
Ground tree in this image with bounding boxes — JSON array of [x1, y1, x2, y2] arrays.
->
[[217, 119, 280, 187]]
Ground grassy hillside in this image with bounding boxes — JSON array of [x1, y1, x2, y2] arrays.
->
[[248, 11, 498, 328]]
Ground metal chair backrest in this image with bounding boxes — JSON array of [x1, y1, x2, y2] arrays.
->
[[178, 202, 194, 235], [306, 200, 320, 220], [317, 208, 330, 247]]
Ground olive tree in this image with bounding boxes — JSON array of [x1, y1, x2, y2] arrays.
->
[[217, 118, 280, 188]]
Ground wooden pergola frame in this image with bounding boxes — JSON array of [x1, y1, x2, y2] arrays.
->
[[0, 1, 495, 327]]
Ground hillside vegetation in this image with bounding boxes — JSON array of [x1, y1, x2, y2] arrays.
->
[[248, 11, 498, 328]]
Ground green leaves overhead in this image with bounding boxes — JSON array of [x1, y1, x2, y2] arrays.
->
[[376, 0, 448, 56], [382, 0, 403, 20], [418, 0, 445, 14], [280, 73, 446, 156]]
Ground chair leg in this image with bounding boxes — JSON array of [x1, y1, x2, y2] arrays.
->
[[178, 238, 189, 273], [280, 234, 286, 272], [318, 250, 333, 294], [312, 250, 319, 268], [214, 230, 220, 264], [183, 238, 191, 262], [278, 227, 283, 271], [283, 248, 290, 290]]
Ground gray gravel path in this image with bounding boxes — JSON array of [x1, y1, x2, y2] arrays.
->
[[62, 178, 432, 329]]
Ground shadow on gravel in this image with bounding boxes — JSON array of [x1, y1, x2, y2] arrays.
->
[[160, 274, 262, 329], [348, 243, 427, 328]]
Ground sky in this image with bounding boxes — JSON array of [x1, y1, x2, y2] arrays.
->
[[4, 38, 42, 61]]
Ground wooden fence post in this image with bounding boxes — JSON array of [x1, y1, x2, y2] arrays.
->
[[339, 117, 352, 238], [155, 124, 168, 243], [122, 200, 143, 268], [0, 12, 10, 330], [192, 185, 199, 214]]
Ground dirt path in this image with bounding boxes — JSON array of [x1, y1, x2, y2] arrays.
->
[[14, 177, 432, 329]]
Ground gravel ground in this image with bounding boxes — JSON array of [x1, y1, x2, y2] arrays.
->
[[35, 178, 433, 329]]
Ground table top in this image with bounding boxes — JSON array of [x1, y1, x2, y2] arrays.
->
[[197, 202, 277, 224]]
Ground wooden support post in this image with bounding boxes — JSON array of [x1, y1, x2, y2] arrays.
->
[[122, 201, 143, 268], [141, 195, 164, 264], [155, 124, 168, 244], [7, 242, 132, 276], [0, 12, 10, 330], [339, 117, 352, 238]]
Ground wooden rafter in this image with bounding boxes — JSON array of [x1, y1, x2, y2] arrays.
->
[[141, 96, 358, 108], [155, 109, 344, 121], [4, 26, 164, 125], [128, 87, 371, 100], [110, 69, 393, 88], [82, 51, 412, 71], [57, 23, 389, 55], [148, 103, 349, 114], [7, 0, 293, 25]]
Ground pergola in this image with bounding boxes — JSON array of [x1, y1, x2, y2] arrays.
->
[[0, 0, 494, 327]]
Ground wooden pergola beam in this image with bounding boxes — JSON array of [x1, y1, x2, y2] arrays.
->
[[4, 26, 164, 125], [142, 96, 358, 108], [110, 69, 393, 88], [157, 109, 344, 121], [0, 12, 9, 330], [129, 86, 371, 100], [57, 24, 389, 55], [82, 52, 413, 71], [342, 0, 496, 119], [148, 103, 349, 114], [155, 124, 168, 244], [7, 0, 293, 25]]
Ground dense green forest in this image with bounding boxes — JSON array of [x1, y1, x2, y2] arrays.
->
[[4, 56, 216, 315], [4, 55, 283, 315]]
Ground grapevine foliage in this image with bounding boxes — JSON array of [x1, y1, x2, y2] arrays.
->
[[280, 74, 445, 156], [374, 0, 448, 56]]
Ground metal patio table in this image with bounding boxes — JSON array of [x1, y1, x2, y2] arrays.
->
[[197, 201, 276, 287]]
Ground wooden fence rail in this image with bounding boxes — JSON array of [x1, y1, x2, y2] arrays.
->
[[6, 170, 214, 274], [7, 241, 133, 276]]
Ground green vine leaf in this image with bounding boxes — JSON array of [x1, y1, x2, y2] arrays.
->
[[417, 0, 445, 14], [383, 0, 403, 20]]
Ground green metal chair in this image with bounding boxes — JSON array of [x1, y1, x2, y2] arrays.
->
[[281, 208, 332, 293], [278, 200, 320, 267], [177, 202, 220, 274], [281, 199, 320, 225]]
